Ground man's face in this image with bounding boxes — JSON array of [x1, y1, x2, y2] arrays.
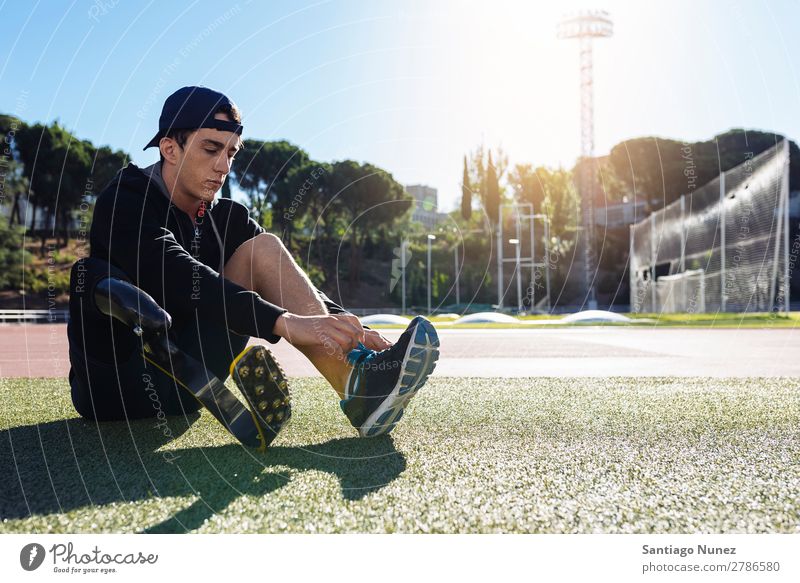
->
[[167, 112, 242, 203]]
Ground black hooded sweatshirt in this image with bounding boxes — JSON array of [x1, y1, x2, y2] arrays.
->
[[87, 162, 345, 346]]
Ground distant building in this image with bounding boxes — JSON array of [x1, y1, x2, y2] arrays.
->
[[405, 184, 447, 230]]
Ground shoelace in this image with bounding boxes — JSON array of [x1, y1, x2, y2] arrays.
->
[[346, 342, 377, 368], [343, 342, 377, 401]]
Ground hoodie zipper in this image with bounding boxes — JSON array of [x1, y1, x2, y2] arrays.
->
[[165, 195, 224, 272], [190, 200, 206, 259]]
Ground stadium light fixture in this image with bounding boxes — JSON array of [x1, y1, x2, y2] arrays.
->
[[558, 10, 613, 310]]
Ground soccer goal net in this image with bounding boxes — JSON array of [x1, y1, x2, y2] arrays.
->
[[630, 140, 790, 314]]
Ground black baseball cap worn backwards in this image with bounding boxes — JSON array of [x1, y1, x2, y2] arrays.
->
[[143, 86, 243, 150]]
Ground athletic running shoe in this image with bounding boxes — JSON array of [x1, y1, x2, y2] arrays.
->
[[230, 345, 291, 448], [340, 316, 439, 437]]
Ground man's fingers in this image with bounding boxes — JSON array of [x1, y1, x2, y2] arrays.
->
[[320, 327, 353, 352], [325, 321, 360, 351], [280, 313, 364, 351], [365, 329, 392, 350], [337, 316, 365, 344], [331, 314, 365, 342], [320, 331, 345, 352], [329, 316, 362, 346]]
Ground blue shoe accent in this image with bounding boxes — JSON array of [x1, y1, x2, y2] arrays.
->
[[414, 324, 428, 344], [343, 343, 379, 401], [346, 342, 375, 366], [409, 346, 426, 360], [376, 409, 394, 426]]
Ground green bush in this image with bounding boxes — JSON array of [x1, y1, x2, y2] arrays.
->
[[24, 265, 71, 295], [0, 222, 31, 290], [51, 249, 77, 264]]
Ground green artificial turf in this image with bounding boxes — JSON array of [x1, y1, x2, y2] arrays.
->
[[1, 377, 799, 533]]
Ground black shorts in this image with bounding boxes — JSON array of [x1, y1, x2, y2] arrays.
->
[[67, 257, 249, 422]]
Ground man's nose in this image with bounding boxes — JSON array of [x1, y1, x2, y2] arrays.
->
[[214, 153, 232, 174]]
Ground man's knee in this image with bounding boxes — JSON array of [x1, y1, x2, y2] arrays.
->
[[257, 231, 283, 248], [252, 232, 283, 251], [230, 232, 284, 263], [225, 233, 285, 286]]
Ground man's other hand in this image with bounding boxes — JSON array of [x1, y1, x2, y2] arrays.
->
[[273, 313, 366, 352], [363, 328, 392, 351]]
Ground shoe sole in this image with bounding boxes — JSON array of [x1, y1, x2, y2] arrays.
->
[[230, 345, 291, 450], [359, 318, 439, 437]]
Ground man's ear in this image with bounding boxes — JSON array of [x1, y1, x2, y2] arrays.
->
[[159, 137, 180, 166]]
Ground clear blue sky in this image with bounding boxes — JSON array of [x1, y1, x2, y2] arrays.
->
[[2, 0, 799, 211]]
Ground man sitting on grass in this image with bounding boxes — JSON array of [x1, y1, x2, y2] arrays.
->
[[67, 86, 439, 440]]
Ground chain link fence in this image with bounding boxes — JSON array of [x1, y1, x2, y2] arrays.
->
[[630, 140, 790, 313]]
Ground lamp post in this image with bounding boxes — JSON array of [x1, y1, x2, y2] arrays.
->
[[509, 238, 522, 313], [453, 244, 460, 306], [400, 239, 408, 315], [427, 234, 436, 315]]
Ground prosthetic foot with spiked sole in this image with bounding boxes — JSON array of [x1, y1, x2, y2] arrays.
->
[[229, 345, 292, 449], [142, 339, 291, 451], [93, 275, 290, 451]]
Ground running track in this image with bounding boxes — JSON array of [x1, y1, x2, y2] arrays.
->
[[1, 324, 799, 378]]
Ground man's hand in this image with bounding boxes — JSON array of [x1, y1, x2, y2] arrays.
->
[[273, 313, 366, 352], [363, 328, 392, 351]]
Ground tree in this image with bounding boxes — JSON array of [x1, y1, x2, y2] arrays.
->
[[231, 139, 309, 241], [1, 158, 29, 227], [484, 150, 500, 225], [89, 145, 128, 192], [1, 115, 29, 228], [283, 160, 328, 246], [14, 122, 93, 250], [508, 163, 545, 212], [460, 155, 472, 221], [466, 144, 507, 225], [327, 160, 412, 289], [2, 115, 130, 246], [468, 143, 508, 196], [605, 130, 799, 213], [605, 137, 685, 211]]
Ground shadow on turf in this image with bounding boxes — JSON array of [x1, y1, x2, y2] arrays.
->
[[0, 414, 405, 533]]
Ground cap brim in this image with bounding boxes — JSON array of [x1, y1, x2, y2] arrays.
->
[[143, 132, 163, 151]]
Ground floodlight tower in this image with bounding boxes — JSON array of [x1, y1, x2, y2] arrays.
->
[[557, 10, 613, 310]]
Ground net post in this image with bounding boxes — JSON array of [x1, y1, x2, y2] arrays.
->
[[497, 208, 504, 310], [453, 244, 459, 306], [719, 172, 727, 312], [401, 239, 407, 315], [629, 224, 635, 313], [783, 139, 791, 314], [700, 269, 706, 313], [544, 215, 551, 312], [650, 213, 656, 311], [515, 207, 523, 313], [530, 203, 535, 310], [680, 194, 686, 273]]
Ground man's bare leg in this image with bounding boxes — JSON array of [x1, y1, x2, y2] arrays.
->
[[222, 233, 356, 398]]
